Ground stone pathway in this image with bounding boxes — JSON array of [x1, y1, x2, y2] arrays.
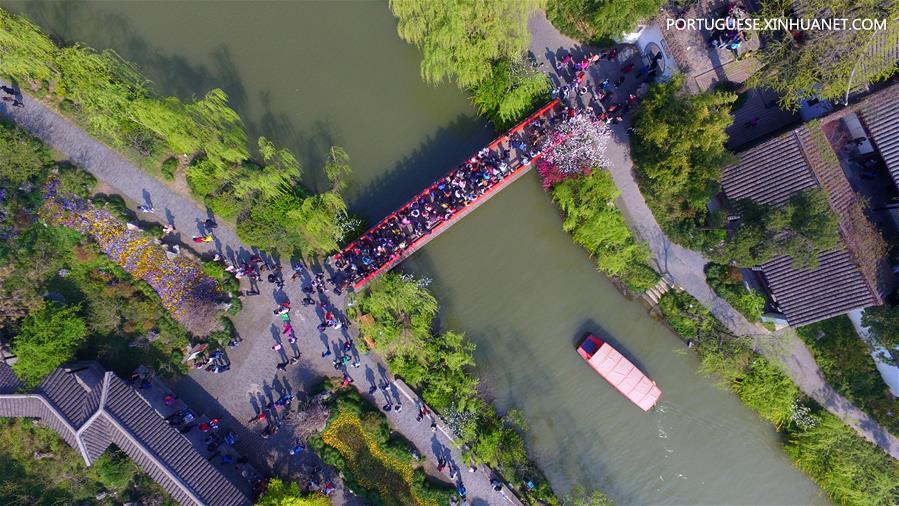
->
[[526, 11, 899, 460], [0, 80, 521, 504]]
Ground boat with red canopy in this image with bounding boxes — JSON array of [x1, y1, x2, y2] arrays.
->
[[577, 334, 661, 411]]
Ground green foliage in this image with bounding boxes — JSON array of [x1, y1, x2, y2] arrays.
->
[[315, 388, 455, 506], [358, 274, 438, 356], [784, 412, 899, 506], [750, 0, 899, 109], [660, 290, 899, 505], [0, 118, 53, 185], [55, 164, 97, 197], [389, 0, 540, 89], [93, 447, 138, 490], [551, 170, 659, 292], [13, 303, 88, 385], [0, 8, 350, 258], [632, 76, 735, 251], [704, 263, 766, 321], [861, 305, 899, 366], [564, 485, 615, 506], [470, 58, 550, 129], [547, 0, 664, 44], [0, 419, 173, 505], [357, 274, 559, 504], [256, 478, 330, 506], [733, 357, 801, 430], [797, 316, 899, 435], [160, 157, 178, 181], [725, 189, 841, 269]]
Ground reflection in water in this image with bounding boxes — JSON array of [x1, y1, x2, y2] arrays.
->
[[1, 1, 826, 503]]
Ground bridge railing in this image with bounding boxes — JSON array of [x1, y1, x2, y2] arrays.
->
[[338, 99, 563, 289]]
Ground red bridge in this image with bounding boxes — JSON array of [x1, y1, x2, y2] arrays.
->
[[336, 99, 564, 289]]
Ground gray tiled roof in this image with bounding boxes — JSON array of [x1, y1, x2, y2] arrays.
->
[[722, 125, 886, 326], [0, 363, 250, 506], [0, 362, 24, 394], [762, 250, 880, 326], [721, 130, 818, 206], [856, 85, 899, 188]]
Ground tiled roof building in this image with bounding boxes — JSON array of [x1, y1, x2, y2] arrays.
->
[[721, 116, 893, 326], [0, 362, 250, 506]]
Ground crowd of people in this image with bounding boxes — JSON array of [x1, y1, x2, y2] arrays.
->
[[336, 106, 562, 285], [336, 45, 655, 287]]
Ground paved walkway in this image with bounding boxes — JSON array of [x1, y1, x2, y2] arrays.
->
[[0, 80, 521, 504], [527, 11, 899, 460]]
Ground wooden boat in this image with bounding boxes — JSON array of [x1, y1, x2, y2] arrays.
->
[[577, 334, 661, 411]]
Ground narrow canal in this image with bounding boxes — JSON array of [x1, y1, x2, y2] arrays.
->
[[4, 1, 826, 503]]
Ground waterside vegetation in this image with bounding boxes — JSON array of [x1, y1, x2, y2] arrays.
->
[[659, 290, 899, 506], [0, 8, 353, 258], [351, 273, 558, 504], [388, 0, 550, 128]]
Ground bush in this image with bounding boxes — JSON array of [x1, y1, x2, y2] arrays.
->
[[13, 303, 88, 385], [160, 157, 178, 181], [552, 170, 659, 292], [93, 446, 137, 490], [546, 0, 664, 45], [785, 412, 899, 506], [470, 58, 550, 129], [659, 290, 899, 506], [632, 76, 735, 252], [797, 316, 899, 435], [704, 263, 766, 321]]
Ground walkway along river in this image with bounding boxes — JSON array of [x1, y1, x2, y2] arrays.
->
[[2, 1, 827, 504]]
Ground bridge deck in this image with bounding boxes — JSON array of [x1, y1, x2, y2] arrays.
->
[[338, 99, 564, 289]]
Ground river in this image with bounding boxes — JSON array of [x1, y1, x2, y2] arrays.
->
[[3, 1, 826, 504]]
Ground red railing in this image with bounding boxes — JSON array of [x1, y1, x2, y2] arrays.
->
[[339, 99, 563, 289]]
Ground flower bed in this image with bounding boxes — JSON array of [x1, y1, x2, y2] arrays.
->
[[39, 178, 223, 335]]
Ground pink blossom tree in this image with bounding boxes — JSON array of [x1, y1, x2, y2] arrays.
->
[[537, 113, 610, 189]]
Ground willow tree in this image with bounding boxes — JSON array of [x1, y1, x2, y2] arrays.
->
[[751, 0, 899, 108], [547, 0, 665, 44], [632, 75, 736, 249], [389, 0, 539, 88]]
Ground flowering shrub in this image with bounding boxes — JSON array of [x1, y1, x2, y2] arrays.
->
[[39, 178, 223, 336], [321, 410, 434, 505], [537, 113, 610, 188]]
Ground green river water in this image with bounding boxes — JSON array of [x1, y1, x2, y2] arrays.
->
[[4, 1, 827, 503]]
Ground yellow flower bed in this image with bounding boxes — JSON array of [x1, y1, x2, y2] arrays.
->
[[322, 410, 435, 506]]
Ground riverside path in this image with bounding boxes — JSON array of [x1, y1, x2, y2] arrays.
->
[[0, 79, 524, 505]]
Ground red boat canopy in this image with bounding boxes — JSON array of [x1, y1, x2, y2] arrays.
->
[[578, 335, 661, 411]]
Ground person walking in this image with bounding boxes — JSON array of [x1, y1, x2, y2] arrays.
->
[[137, 204, 155, 214]]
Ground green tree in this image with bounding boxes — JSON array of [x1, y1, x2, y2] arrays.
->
[[564, 485, 615, 506], [725, 188, 841, 269], [389, 0, 539, 89], [256, 479, 329, 506], [470, 58, 550, 128], [13, 303, 88, 385], [551, 169, 659, 291], [0, 118, 52, 184], [861, 305, 899, 366], [547, 0, 664, 44], [751, 0, 899, 109], [632, 75, 735, 250], [358, 273, 438, 356]]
